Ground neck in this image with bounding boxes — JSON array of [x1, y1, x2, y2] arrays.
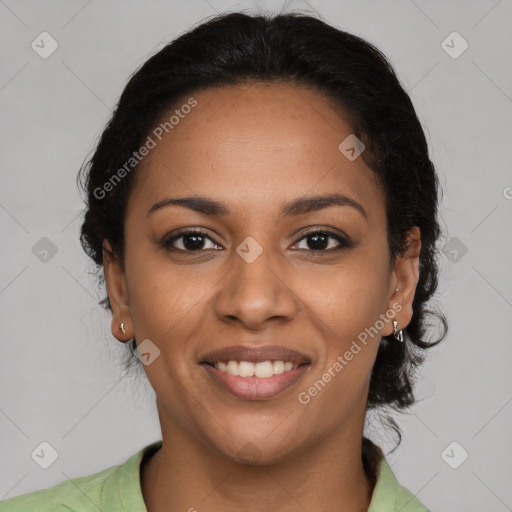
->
[[141, 414, 377, 512]]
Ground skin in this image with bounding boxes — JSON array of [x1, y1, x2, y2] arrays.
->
[[103, 82, 421, 512]]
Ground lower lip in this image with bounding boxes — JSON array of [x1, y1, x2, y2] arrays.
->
[[201, 363, 310, 400]]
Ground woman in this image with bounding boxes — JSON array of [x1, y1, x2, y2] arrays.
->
[[1, 10, 446, 512]]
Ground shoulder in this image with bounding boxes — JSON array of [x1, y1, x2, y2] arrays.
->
[[0, 463, 122, 512], [0, 441, 161, 512], [369, 456, 431, 512], [363, 438, 430, 512], [383, 457, 430, 511]]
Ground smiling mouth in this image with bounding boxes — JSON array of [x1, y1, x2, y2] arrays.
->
[[202, 360, 309, 378], [201, 360, 311, 400], [199, 344, 312, 400]]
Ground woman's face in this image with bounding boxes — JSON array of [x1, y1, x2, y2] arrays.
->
[[104, 82, 420, 464]]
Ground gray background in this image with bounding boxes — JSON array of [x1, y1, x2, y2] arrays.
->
[[1, 0, 511, 510]]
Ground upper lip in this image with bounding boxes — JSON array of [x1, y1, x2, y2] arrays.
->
[[200, 345, 311, 365]]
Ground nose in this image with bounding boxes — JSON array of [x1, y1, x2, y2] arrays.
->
[[213, 245, 298, 330]]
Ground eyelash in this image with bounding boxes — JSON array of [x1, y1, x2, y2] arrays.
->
[[162, 227, 352, 254]]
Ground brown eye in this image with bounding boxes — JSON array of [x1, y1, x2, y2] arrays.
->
[[163, 229, 223, 252], [293, 230, 352, 252]]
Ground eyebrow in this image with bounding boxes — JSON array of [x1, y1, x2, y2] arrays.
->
[[147, 193, 367, 221]]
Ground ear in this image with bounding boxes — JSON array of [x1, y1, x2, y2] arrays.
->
[[103, 239, 132, 342], [382, 226, 421, 337]]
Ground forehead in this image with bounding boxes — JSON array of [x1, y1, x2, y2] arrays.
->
[[127, 82, 385, 222]]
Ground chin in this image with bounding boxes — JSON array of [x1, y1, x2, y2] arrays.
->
[[209, 433, 303, 467]]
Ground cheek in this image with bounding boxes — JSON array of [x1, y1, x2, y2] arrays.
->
[[295, 257, 390, 341], [291, 253, 389, 404], [294, 265, 387, 421], [125, 251, 215, 335]]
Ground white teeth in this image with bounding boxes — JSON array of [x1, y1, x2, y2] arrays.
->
[[226, 360, 239, 376], [255, 361, 274, 378], [239, 361, 255, 377], [213, 360, 301, 377], [273, 360, 284, 374]]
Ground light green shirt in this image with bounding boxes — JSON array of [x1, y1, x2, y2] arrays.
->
[[0, 440, 429, 511]]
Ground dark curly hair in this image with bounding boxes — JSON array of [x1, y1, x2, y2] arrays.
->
[[77, 11, 448, 457]]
